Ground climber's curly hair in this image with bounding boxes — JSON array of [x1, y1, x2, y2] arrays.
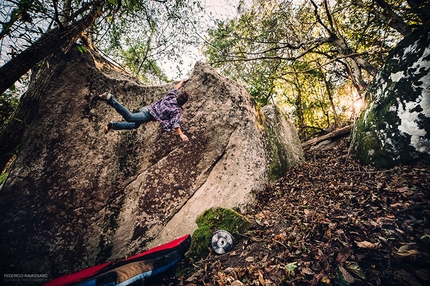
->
[[177, 90, 189, 106]]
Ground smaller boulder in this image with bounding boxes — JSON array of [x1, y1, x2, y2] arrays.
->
[[262, 105, 305, 179], [350, 25, 430, 168]]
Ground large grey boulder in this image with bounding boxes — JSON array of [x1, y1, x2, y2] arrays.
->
[[147, 103, 304, 249], [350, 25, 430, 168], [0, 46, 303, 278]]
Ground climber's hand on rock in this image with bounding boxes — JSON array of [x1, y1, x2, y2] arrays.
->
[[176, 78, 188, 90]]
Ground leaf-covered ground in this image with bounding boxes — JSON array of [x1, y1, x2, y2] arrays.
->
[[152, 137, 430, 285]]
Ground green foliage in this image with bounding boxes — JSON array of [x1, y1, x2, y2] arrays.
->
[[1, 0, 204, 87], [285, 261, 298, 276], [119, 38, 168, 82], [0, 172, 8, 185], [96, 0, 204, 82], [77, 45, 87, 53], [203, 0, 418, 134], [0, 88, 20, 128]]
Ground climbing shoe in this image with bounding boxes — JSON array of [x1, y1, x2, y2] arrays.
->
[[105, 121, 113, 134], [94, 92, 112, 102]]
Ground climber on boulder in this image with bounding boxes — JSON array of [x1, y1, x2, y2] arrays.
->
[[93, 79, 189, 142]]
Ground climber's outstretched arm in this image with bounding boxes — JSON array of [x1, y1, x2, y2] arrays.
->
[[175, 78, 188, 90]]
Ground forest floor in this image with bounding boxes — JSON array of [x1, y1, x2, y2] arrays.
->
[[152, 137, 430, 286]]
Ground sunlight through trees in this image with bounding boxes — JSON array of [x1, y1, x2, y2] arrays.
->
[[203, 0, 428, 139]]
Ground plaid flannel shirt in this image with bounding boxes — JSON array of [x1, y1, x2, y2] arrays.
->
[[148, 89, 183, 132]]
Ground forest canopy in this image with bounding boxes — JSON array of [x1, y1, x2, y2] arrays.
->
[[203, 0, 429, 139], [0, 0, 429, 140]]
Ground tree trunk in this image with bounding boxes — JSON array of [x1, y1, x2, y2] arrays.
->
[[0, 5, 100, 95], [0, 6, 101, 171], [321, 67, 339, 127], [302, 125, 352, 149], [374, 0, 413, 37]]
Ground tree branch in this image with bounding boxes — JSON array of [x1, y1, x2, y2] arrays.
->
[[0, 2, 102, 95], [374, 0, 413, 37]]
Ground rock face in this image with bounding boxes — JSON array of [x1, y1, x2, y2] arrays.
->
[[350, 25, 430, 168], [0, 46, 304, 278]]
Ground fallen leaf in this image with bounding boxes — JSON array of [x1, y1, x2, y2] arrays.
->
[[355, 240, 381, 249], [258, 270, 265, 285], [335, 247, 353, 264], [344, 261, 366, 280], [392, 249, 419, 262], [301, 267, 315, 275], [415, 268, 430, 281], [336, 265, 355, 285]]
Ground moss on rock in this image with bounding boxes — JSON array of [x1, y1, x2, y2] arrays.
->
[[261, 105, 304, 180], [187, 207, 252, 261]]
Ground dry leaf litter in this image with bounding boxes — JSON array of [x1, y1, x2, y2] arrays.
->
[[150, 137, 430, 286]]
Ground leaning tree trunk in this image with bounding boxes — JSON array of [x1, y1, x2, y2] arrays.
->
[[0, 3, 101, 95], [0, 5, 101, 171]]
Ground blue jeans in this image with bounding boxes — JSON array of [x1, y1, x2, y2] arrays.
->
[[107, 96, 153, 130]]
